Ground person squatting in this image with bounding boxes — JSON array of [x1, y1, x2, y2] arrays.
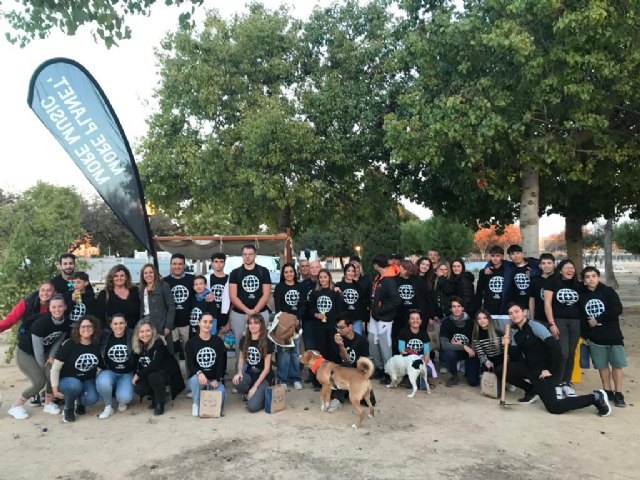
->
[[2, 245, 627, 422]]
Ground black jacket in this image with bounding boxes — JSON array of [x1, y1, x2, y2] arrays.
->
[[371, 270, 401, 322], [452, 271, 475, 313]]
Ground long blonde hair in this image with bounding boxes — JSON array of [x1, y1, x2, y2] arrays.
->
[[132, 320, 159, 354]]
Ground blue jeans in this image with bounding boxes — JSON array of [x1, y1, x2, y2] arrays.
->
[[276, 336, 301, 384], [59, 377, 99, 410], [439, 349, 481, 386], [188, 374, 226, 412], [352, 320, 363, 335], [96, 370, 134, 407]]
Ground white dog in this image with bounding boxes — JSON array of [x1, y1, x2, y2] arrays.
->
[[384, 354, 431, 398]]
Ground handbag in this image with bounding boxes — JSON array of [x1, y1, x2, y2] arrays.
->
[[480, 369, 499, 399], [265, 381, 286, 414]]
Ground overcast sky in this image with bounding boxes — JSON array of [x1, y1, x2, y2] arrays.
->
[[0, 0, 565, 235]]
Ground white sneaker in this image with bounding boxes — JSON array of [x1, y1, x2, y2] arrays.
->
[[43, 403, 61, 415], [192, 404, 199, 417], [439, 366, 449, 374], [555, 385, 564, 400], [293, 381, 303, 390], [8, 405, 29, 420], [506, 383, 517, 392], [117, 403, 128, 413], [562, 383, 576, 397], [231, 387, 239, 394], [99, 406, 114, 419], [186, 391, 193, 398], [327, 399, 342, 413]]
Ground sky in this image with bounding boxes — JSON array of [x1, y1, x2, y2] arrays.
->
[[0, 0, 565, 236]]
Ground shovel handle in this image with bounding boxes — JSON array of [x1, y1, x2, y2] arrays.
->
[[500, 324, 511, 404]]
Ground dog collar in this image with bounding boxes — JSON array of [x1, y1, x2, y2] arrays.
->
[[310, 356, 326, 374]]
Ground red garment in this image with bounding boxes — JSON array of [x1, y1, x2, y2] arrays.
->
[[0, 299, 48, 332]]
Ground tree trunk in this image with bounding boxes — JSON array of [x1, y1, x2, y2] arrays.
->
[[277, 204, 292, 233], [520, 166, 540, 257], [565, 215, 583, 265], [603, 217, 619, 289]]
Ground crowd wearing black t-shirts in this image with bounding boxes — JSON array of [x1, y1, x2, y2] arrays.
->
[[4, 245, 628, 422]]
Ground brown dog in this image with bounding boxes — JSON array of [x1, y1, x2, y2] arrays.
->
[[299, 350, 375, 428]]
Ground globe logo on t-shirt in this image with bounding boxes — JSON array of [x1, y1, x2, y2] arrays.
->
[[342, 288, 359, 306], [70, 302, 86, 323], [197, 347, 217, 369], [242, 275, 260, 293], [285, 289, 300, 308], [514, 273, 530, 292], [172, 285, 189, 306], [139, 356, 151, 367], [317, 295, 333, 313], [540, 288, 545, 300], [107, 344, 129, 364], [43, 331, 63, 346], [398, 284, 415, 301], [347, 348, 356, 364], [407, 338, 424, 353], [212, 284, 224, 303], [488, 276, 504, 294], [452, 333, 469, 345], [246, 346, 261, 366], [75, 353, 98, 372], [190, 307, 203, 326], [585, 299, 606, 318], [556, 288, 579, 306]]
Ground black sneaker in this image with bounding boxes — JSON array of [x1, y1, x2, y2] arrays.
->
[[28, 394, 42, 407], [379, 374, 392, 385], [153, 403, 165, 416], [75, 402, 86, 416], [445, 375, 459, 387], [593, 389, 612, 417], [518, 391, 539, 404], [605, 390, 615, 402], [63, 408, 75, 423], [371, 369, 385, 380], [613, 391, 626, 408]]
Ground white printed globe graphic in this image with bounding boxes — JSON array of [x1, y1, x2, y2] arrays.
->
[[212, 284, 224, 302], [452, 333, 469, 345], [75, 353, 99, 372], [398, 284, 415, 300], [190, 307, 203, 326], [285, 290, 300, 307], [407, 339, 424, 352], [246, 346, 261, 365], [514, 273, 530, 291], [317, 295, 333, 313], [172, 285, 189, 304], [197, 347, 217, 369], [342, 289, 359, 305], [70, 303, 86, 322], [107, 344, 129, 364], [585, 299, 605, 318], [43, 331, 62, 346], [489, 276, 504, 294], [348, 349, 356, 363], [556, 288, 579, 306], [242, 275, 260, 293], [139, 356, 151, 367]]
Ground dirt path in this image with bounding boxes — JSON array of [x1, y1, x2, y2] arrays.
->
[[2, 269, 638, 480]]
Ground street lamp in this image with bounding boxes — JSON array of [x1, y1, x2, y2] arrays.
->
[[355, 245, 361, 256]]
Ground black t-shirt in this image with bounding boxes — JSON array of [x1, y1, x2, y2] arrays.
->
[[341, 332, 369, 366], [511, 263, 532, 308], [64, 291, 99, 325], [230, 265, 271, 312], [308, 288, 342, 326], [239, 336, 274, 374], [103, 333, 133, 373], [51, 274, 74, 295], [477, 264, 505, 314], [545, 278, 580, 319], [529, 276, 550, 321], [164, 274, 195, 327], [56, 339, 102, 380], [440, 316, 474, 346], [185, 334, 226, 380], [17, 312, 49, 354], [30, 313, 69, 350], [274, 282, 306, 317], [96, 287, 141, 330], [189, 298, 218, 337], [208, 273, 229, 313], [398, 326, 431, 355], [336, 280, 366, 321]]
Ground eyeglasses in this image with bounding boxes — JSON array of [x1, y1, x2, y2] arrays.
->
[[336, 324, 348, 331]]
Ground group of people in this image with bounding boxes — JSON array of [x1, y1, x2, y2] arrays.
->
[[0, 243, 628, 422]]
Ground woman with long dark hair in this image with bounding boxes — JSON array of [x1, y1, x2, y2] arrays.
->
[[97, 264, 140, 329], [451, 258, 475, 315], [232, 313, 274, 412], [335, 263, 365, 335], [308, 268, 342, 362]]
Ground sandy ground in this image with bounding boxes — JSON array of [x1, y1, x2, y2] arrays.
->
[[1, 266, 639, 480]]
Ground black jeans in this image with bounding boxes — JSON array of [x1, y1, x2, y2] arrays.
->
[[134, 370, 167, 406]]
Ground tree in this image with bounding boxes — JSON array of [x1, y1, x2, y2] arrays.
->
[[0, 182, 83, 363], [400, 217, 474, 260], [614, 221, 640, 255], [473, 224, 522, 259], [2, 0, 203, 48], [386, 0, 640, 264]]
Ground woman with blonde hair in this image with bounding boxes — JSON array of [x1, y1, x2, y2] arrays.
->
[[138, 263, 175, 340], [232, 313, 274, 412]]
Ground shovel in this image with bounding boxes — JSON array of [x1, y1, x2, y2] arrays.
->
[[499, 324, 511, 407]]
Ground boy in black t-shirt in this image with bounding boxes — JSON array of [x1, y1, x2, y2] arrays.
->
[[209, 252, 230, 332], [164, 253, 196, 358]]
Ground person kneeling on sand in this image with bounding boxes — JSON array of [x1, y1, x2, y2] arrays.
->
[[503, 303, 611, 416]]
